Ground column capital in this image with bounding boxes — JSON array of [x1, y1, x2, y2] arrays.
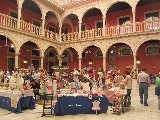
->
[[17, 6, 22, 9], [40, 56, 44, 59], [57, 55, 64, 59], [133, 54, 136, 57], [103, 54, 106, 58], [15, 53, 20, 56], [78, 57, 82, 59], [78, 21, 82, 24], [132, 11, 136, 14]]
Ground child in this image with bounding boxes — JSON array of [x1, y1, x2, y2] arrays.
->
[[114, 82, 127, 112]]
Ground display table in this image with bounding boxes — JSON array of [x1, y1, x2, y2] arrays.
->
[[0, 91, 35, 113], [54, 95, 109, 115]]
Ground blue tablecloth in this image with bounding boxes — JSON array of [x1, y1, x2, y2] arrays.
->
[[54, 95, 109, 115], [0, 96, 35, 113]]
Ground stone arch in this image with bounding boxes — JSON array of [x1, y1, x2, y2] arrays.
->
[[44, 46, 58, 59], [63, 18, 74, 32], [0, 32, 15, 45], [81, 6, 102, 19], [45, 17, 59, 29], [81, 44, 102, 55], [61, 13, 78, 24], [45, 10, 61, 23], [106, 40, 133, 54], [0, 32, 23, 54], [130, 0, 139, 12], [19, 39, 41, 54], [61, 46, 78, 56], [105, 0, 132, 13], [32, 0, 60, 21], [134, 35, 160, 54], [61, 48, 74, 62]]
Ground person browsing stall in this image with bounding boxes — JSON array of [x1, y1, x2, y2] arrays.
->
[[137, 68, 151, 106], [30, 79, 40, 95], [123, 71, 132, 96]]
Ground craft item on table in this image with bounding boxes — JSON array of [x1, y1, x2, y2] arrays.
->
[[16, 83, 24, 90], [62, 71, 68, 79], [88, 94, 92, 99], [82, 82, 90, 92], [9, 82, 17, 89], [39, 81, 47, 95], [60, 89, 71, 94], [24, 80, 31, 90], [11, 96, 20, 108], [92, 100, 101, 114], [22, 89, 34, 96]]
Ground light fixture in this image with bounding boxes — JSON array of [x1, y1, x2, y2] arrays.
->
[[24, 57, 28, 64], [89, 59, 92, 65], [10, 44, 14, 48], [136, 58, 140, 64]]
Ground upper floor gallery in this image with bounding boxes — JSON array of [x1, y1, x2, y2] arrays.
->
[[0, 0, 159, 42], [0, 0, 160, 74]]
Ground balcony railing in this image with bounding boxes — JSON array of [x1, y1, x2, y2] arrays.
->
[[0, 13, 159, 42]]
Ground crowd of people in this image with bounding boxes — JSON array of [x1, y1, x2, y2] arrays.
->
[[0, 65, 160, 111]]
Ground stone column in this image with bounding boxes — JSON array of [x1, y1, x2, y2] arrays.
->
[[132, 11, 136, 32], [78, 22, 82, 39], [59, 22, 62, 42], [41, 11, 46, 36], [78, 17, 82, 39], [79, 57, 82, 71], [103, 55, 106, 71], [40, 56, 44, 69], [17, 6, 22, 29], [15, 53, 19, 68], [57, 55, 64, 66], [102, 13, 106, 36], [133, 55, 137, 71]]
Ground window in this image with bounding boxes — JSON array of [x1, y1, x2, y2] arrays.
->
[[146, 45, 160, 55], [62, 52, 68, 57], [49, 27, 55, 32], [62, 28, 68, 34], [10, 11, 18, 19], [49, 51, 55, 57], [82, 52, 86, 58], [96, 21, 103, 29], [62, 62, 68, 66], [32, 60, 39, 69], [8, 46, 15, 53], [32, 49, 39, 56], [119, 17, 130, 25], [119, 47, 132, 56], [77, 24, 86, 32], [96, 50, 103, 57], [32, 19, 41, 27], [145, 12, 159, 20]]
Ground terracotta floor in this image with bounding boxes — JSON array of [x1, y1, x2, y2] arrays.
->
[[0, 79, 160, 120]]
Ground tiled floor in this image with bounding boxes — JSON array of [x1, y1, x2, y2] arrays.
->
[[0, 79, 160, 120]]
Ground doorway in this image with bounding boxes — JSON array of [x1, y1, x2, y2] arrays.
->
[[8, 58, 15, 72]]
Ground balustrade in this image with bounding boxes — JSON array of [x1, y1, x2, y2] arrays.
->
[[0, 13, 159, 42]]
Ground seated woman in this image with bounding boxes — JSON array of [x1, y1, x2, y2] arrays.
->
[[114, 82, 127, 112]]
